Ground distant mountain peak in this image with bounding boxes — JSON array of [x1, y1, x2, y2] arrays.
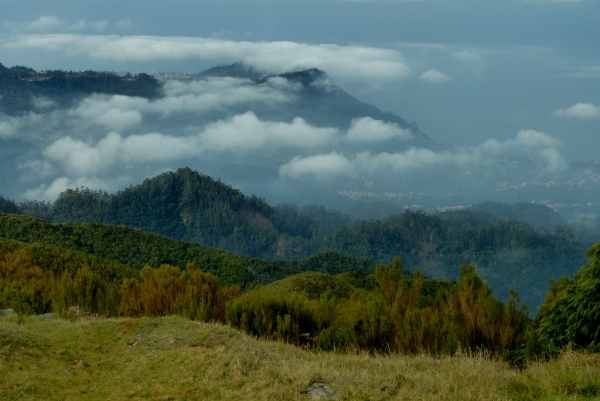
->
[[278, 68, 328, 83], [197, 63, 329, 87], [195, 62, 267, 80]]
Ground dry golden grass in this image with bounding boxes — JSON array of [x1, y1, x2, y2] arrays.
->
[[1, 315, 600, 400]]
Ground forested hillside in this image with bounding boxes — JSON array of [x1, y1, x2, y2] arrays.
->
[[321, 212, 586, 310], [46, 168, 328, 258], [0, 213, 379, 287], [0, 213, 291, 287], [17, 167, 588, 310], [0, 232, 530, 357], [0, 63, 161, 115], [2, 203, 600, 362]]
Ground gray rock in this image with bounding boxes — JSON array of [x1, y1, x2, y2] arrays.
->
[[306, 382, 336, 399], [36, 313, 54, 321], [0, 309, 17, 316]]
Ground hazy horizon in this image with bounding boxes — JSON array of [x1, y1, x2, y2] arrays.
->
[[1, 0, 599, 216]]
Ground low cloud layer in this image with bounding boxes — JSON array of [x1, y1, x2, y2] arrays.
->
[[279, 148, 466, 179], [0, 74, 571, 206], [280, 128, 566, 180], [1, 33, 411, 84], [346, 117, 412, 142]]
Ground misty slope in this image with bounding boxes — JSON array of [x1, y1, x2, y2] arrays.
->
[[198, 64, 445, 152], [321, 212, 586, 310]]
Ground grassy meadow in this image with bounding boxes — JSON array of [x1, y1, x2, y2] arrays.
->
[[2, 315, 600, 401]]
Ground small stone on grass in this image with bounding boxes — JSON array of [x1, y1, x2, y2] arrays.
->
[[306, 382, 336, 399]]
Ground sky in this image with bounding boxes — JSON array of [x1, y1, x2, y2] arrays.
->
[[1, 0, 599, 206]]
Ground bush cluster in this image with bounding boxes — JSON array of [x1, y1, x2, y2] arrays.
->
[[0, 246, 238, 323], [6, 237, 600, 362], [227, 257, 529, 355]]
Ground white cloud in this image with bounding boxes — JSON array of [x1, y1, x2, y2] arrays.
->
[[452, 50, 482, 62], [42, 131, 201, 176], [97, 109, 143, 130], [0, 76, 316, 149], [280, 148, 471, 180], [18, 160, 56, 180], [39, 111, 339, 178], [199, 112, 338, 152], [279, 152, 354, 179], [23, 16, 64, 32], [356, 148, 468, 172], [70, 98, 144, 130], [22, 175, 129, 202], [346, 117, 412, 142], [540, 148, 567, 172], [62, 77, 294, 130], [481, 129, 558, 152], [32, 97, 57, 110], [44, 136, 117, 175], [553, 103, 600, 119], [1, 34, 411, 84], [419, 69, 452, 84], [480, 129, 566, 172]]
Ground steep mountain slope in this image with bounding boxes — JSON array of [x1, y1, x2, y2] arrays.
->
[[198, 64, 445, 152], [46, 168, 328, 258]]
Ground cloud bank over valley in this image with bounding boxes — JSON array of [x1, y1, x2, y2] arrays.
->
[[0, 70, 585, 214]]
